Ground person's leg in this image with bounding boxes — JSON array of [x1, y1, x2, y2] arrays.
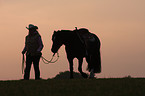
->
[[24, 55, 32, 80], [33, 55, 41, 80]]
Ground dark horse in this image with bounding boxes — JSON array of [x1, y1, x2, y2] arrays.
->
[[51, 28, 101, 78]]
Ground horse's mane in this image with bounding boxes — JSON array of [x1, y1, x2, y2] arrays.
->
[[56, 30, 74, 36], [55, 28, 91, 38], [60, 30, 72, 32]]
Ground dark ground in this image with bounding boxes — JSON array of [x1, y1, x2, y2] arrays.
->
[[0, 78, 145, 96]]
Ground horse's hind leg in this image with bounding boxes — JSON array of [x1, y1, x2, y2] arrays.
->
[[68, 58, 74, 79], [78, 58, 88, 78], [89, 68, 95, 78]]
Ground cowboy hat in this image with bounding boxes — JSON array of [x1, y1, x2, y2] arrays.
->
[[26, 24, 38, 30]]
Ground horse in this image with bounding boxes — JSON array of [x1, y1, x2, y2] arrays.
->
[[51, 28, 101, 78]]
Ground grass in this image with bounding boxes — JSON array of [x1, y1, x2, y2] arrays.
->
[[0, 78, 145, 96]]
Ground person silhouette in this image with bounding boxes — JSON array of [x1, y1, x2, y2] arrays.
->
[[22, 24, 44, 80]]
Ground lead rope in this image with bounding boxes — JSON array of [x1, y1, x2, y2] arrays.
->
[[22, 52, 59, 74], [41, 52, 59, 64]]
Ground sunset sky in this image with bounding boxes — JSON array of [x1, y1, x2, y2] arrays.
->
[[0, 0, 145, 80]]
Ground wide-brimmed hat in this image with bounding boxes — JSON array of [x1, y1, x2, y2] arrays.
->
[[26, 24, 38, 30]]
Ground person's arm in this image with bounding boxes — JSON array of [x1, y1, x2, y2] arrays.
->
[[22, 46, 26, 54], [37, 36, 44, 52]]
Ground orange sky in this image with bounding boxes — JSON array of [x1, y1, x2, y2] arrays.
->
[[0, 0, 145, 80]]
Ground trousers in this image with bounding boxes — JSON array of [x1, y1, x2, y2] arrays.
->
[[24, 54, 41, 80]]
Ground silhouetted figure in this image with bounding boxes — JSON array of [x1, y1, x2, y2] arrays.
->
[[22, 24, 43, 80], [51, 27, 101, 78]]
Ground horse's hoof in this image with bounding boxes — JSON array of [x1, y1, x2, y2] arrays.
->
[[89, 76, 96, 79]]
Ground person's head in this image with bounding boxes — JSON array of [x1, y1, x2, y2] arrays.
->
[[26, 24, 38, 35]]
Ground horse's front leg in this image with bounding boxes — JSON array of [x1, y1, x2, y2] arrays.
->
[[68, 58, 74, 79], [78, 58, 88, 78]]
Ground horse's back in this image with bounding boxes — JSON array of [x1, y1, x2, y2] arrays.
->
[[78, 30, 100, 50]]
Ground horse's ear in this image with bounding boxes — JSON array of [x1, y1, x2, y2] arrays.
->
[[54, 31, 57, 33], [75, 27, 78, 30]]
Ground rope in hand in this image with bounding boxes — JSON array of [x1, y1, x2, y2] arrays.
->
[[22, 52, 59, 74]]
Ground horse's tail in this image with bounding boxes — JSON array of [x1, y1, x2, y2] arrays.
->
[[94, 50, 101, 73], [87, 50, 101, 73]]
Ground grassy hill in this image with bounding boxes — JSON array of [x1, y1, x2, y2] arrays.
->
[[52, 71, 88, 79], [0, 78, 145, 96]]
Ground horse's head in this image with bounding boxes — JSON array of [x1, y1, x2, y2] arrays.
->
[[51, 31, 63, 53]]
